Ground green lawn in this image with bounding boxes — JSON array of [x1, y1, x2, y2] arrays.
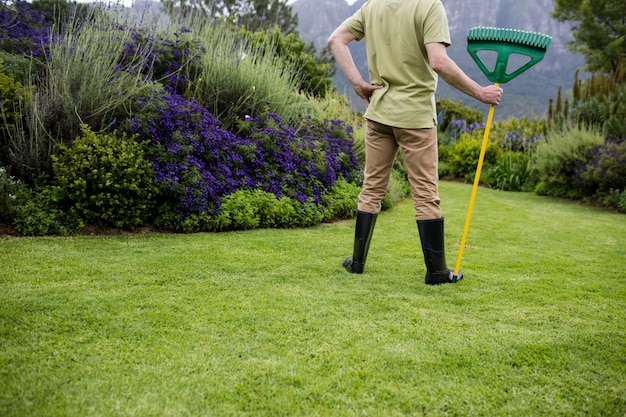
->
[[1, 181, 625, 416]]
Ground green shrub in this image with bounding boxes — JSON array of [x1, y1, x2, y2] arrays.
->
[[0, 60, 25, 166], [572, 85, 626, 138], [11, 183, 71, 236], [483, 151, 531, 191], [0, 166, 17, 222], [381, 169, 411, 210], [49, 125, 157, 230], [241, 26, 334, 98], [193, 24, 309, 130], [575, 137, 626, 196], [442, 134, 500, 181], [202, 188, 332, 232], [436, 98, 484, 136], [213, 189, 297, 231], [320, 177, 360, 221], [0, 52, 31, 85], [530, 125, 605, 198], [605, 188, 626, 213]]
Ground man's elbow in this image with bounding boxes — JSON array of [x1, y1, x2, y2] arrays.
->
[[327, 30, 341, 49], [429, 57, 446, 74]]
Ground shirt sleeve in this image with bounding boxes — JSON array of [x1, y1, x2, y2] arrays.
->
[[342, 7, 365, 41], [423, 0, 451, 46]]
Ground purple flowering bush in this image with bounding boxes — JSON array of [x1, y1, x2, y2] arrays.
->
[[119, 26, 204, 95], [128, 89, 359, 232], [0, 0, 51, 57]]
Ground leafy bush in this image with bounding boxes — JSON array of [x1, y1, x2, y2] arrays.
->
[[441, 134, 500, 181], [0, 61, 25, 166], [530, 125, 605, 198], [0, 51, 32, 85], [436, 98, 484, 137], [572, 85, 626, 138], [11, 183, 69, 236], [49, 125, 157, 230], [489, 116, 547, 153], [241, 26, 334, 98], [236, 113, 359, 204], [574, 136, 626, 207], [381, 169, 411, 210], [129, 91, 259, 230], [320, 177, 361, 221], [209, 189, 298, 231], [0, 166, 17, 222], [605, 188, 626, 213], [483, 151, 530, 191], [193, 24, 310, 130]]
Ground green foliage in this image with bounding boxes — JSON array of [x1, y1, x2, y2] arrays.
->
[[0, 58, 23, 123], [192, 24, 311, 130], [11, 183, 71, 236], [41, 9, 156, 144], [0, 51, 31, 85], [552, 0, 625, 72], [49, 125, 157, 230], [381, 169, 411, 210], [550, 60, 626, 137], [605, 188, 626, 213], [483, 151, 531, 191], [576, 138, 626, 195], [571, 82, 626, 137], [0, 60, 24, 165], [211, 189, 298, 231], [206, 188, 329, 232], [436, 98, 484, 137], [241, 26, 334, 98], [173, 179, 361, 233], [440, 134, 500, 181], [320, 177, 360, 221], [530, 125, 605, 198], [0, 166, 17, 222]]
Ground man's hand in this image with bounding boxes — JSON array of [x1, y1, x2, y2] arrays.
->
[[328, 26, 383, 106], [354, 81, 383, 105], [426, 42, 503, 106], [481, 84, 504, 106]]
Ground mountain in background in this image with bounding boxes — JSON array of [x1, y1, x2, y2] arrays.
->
[[292, 0, 585, 120]]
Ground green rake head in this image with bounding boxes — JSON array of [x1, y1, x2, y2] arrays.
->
[[467, 27, 552, 84]]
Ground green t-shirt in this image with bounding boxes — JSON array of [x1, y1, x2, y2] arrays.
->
[[342, 0, 451, 129]]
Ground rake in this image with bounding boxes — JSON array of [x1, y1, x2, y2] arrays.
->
[[452, 27, 552, 282]]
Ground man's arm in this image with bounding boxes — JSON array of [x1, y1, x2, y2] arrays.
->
[[425, 42, 502, 106], [328, 26, 382, 105]]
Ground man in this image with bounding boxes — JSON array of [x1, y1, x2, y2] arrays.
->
[[328, 0, 503, 284]]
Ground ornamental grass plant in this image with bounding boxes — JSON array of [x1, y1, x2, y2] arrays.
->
[[1, 181, 624, 416]]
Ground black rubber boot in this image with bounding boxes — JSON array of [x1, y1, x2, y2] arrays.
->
[[343, 211, 378, 274], [417, 217, 463, 284]]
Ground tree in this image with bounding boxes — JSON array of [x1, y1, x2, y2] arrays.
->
[[162, 0, 298, 35], [552, 0, 626, 73]]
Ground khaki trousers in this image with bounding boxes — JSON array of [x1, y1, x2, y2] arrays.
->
[[358, 119, 442, 220]]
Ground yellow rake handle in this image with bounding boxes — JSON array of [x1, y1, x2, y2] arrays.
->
[[453, 84, 498, 278]]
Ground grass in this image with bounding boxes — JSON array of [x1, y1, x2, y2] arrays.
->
[[1, 181, 625, 416]]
